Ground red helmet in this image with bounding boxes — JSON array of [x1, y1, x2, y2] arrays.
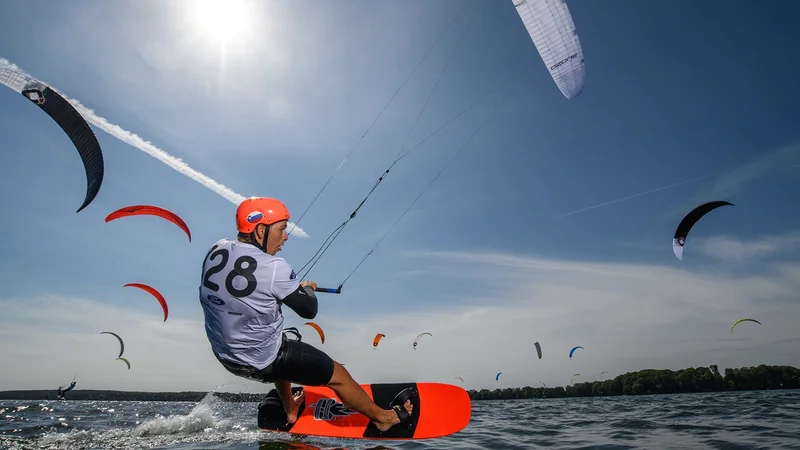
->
[[235, 197, 290, 234]]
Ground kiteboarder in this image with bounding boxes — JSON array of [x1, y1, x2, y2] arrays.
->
[[199, 197, 414, 432], [56, 381, 76, 399]]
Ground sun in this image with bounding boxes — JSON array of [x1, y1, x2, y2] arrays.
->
[[188, 0, 252, 45]]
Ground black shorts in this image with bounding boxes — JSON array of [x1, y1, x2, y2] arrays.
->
[[216, 334, 335, 387]]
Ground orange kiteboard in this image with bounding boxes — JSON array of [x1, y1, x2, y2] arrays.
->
[[257, 382, 470, 440]]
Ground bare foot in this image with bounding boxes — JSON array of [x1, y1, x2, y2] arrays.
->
[[373, 398, 413, 432], [285, 390, 305, 424]]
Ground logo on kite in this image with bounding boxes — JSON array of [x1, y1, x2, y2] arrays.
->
[[310, 398, 356, 421], [22, 89, 45, 104], [246, 211, 263, 223], [207, 295, 225, 306], [550, 53, 579, 70]]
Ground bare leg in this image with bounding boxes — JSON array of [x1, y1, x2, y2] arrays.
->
[[325, 361, 412, 432], [274, 380, 305, 424]]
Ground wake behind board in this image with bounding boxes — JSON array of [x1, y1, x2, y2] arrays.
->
[[257, 382, 470, 440]]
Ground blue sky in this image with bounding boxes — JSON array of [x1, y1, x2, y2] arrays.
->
[[0, 0, 799, 393]]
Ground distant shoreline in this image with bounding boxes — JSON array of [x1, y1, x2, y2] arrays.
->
[[467, 364, 800, 400], [2, 364, 797, 402]]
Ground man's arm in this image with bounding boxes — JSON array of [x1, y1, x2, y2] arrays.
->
[[280, 285, 318, 319]]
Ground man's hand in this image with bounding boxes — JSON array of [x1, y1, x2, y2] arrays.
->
[[300, 280, 318, 291]]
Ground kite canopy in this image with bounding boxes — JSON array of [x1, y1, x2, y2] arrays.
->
[[372, 333, 385, 348], [673, 201, 733, 260], [304, 322, 325, 344], [105, 205, 192, 242], [124, 283, 168, 322], [730, 318, 761, 334], [116, 357, 131, 370], [0, 68, 104, 212], [413, 332, 432, 350], [100, 331, 125, 358], [512, 0, 585, 99], [569, 346, 583, 358], [534, 341, 542, 359]]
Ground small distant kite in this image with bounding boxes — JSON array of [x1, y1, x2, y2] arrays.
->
[[106, 205, 192, 242], [304, 322, 325, 344], [124, 283, 168, 322], [373, 333, 385, 349], [413, 332, 432, 350], [100, 332, 125, 358], [730, 318, 761, 334], [569, 346, 583, 359]]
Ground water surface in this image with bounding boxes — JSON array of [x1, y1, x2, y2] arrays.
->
[[1, 390, 799, 449]]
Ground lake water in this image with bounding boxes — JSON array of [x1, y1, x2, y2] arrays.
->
[[1, 390, 799, 449]]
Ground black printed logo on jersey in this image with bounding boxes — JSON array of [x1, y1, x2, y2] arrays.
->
[[207, 294, 225, 306], [310, 398, 356, 421], [290, 270, 297, 280]]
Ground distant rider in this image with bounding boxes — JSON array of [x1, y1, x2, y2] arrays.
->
[[57, 381, 76, 400], [198, 197, 414, 431]]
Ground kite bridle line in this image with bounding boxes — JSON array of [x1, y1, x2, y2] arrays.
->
[[287, 0, 473, 237], [290, 1, 494, 293], [304, 78, 514, 294]]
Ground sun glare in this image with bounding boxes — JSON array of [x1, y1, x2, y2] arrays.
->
[[189, 0, 252, 45]]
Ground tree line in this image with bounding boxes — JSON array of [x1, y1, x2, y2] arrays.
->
[[468, 364, 800, 400]]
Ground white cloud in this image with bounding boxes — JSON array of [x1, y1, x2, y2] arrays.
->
[[695, 231, 800, 262], [2, 236, 799, 393]]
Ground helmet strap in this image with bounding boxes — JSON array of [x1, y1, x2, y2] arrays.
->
[[250, 223, 270, 252]]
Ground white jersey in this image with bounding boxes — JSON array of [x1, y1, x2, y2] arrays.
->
[[198, 238, 300, 370]]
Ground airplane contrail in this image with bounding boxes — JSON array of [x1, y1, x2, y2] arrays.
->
[[0, 58, 309, 237], [552, 174, 710, 219]]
